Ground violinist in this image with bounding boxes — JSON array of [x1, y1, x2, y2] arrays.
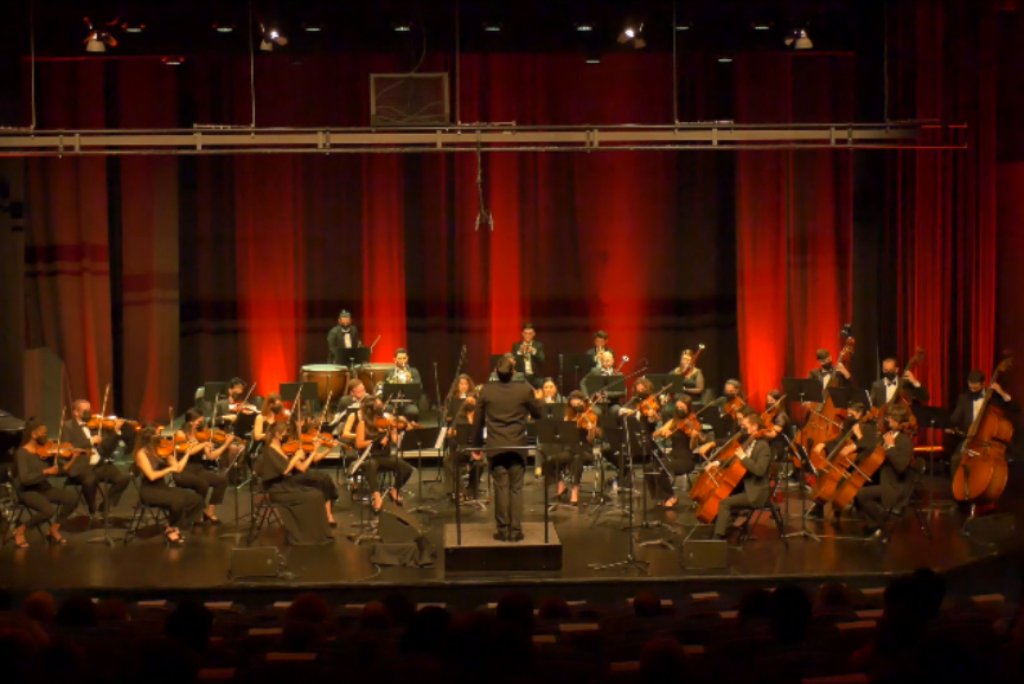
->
[[254, 393, 287, 444], [869, 358, 929, 409], [581, 352, 626, 413], [62, 399, 131, 521], [11, 419, 78, 547], [216, 378, 258, 424], [650, 396, 701, 508], [670, 349, 706, 404], [173, 410, 231, 525], [355, 396, 413, 512], [336, 380, 368, 446], [456, 374, 476, 400], [542, 391, 597, 505], [708, 408, 773, 540], [288, 427, 339, 527], [134, 425, 205, 545], [948, 370, 1013, 479], [327, 309, 362, 364], [855, 404, 914, 540], [384, 348, 423, 421], [256, 421, 334, 545], [584, 330, 615, 368], [805, 401, 876, 520], [449, 390, 485, 501], [619, 377, 660, 428], [512, 323, 546, 389]]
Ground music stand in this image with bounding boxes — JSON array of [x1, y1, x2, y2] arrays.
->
[[702, 411, 735, 441], [540, 402, 566, 420], [280, 382, 319, 414], [646, 375, 685, 395], [381, 382, 422, 412], [563, 353, 596, 389], [203, 382, 230, 415], [451, 428, 488, 511], [590, 375, 629, 402], [345, 346, 372, 368], [534, 419, 583, 512], [402, 426, 441, 515], [912, 404, 953, 516], [780, 377, 825, 543]]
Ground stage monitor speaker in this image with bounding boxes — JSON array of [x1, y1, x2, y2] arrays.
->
[[229, 547, 282, 579], [378, 501, 425, 543], [682, 538, 728, 570], [964, 513, 1016, 544]]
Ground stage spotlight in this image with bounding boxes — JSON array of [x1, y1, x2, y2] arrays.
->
[[718, 56, 733, 63], [784, 28, 813, 50], [122, 21, 145, 34], [394, 22, 412, 32], [576, 23, 594, 32], [483, 22, 502, 32], [83, 17, 118, 52], [617, 20, 646, 49], [260, 23, 288, 51], [675, 24, 691, 31], [162, 56, 184, 65], [303, 22, 323, 32], [753, 23, 772, 31], [585, 55, 601, 64], [213, 23, 235, 33]]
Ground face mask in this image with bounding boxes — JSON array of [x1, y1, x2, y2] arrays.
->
[[883, 371, 898, 382], [821, 363, 833, 372], [274, 404, 284, 414], [35, 435, 49, 446], [81, 410, 93, 422]]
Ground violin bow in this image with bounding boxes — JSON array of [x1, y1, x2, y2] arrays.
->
[[97, 383, 111, 437]]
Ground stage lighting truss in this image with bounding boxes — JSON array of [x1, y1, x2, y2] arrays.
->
[[83, 16, 119, 52], [618, 20, 646, 49]]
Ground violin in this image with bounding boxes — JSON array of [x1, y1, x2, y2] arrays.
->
[[86, 415, 139, 431], [194, 427, 237, 445], [374, 415, 422, 431], [574, 404, 599, 431], [38, 440, 87, 461], [229, 402, 259, 415], [722, 395, 745, 418], [156, 436, 176, 458], [638, 383, 674, 418]]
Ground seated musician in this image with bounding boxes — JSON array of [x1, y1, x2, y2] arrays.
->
[[619, 377, 660, 427], [708, 408, 773, 540], [489, 353, 528, 383], [855, 404, 915, 540], [542, 391, 597, 506], [805, 401, 876, 519], [584, 330, 615, 368], [335, 379, 368, 445], [173, 410, 233, 525], [456, 374, 476, 400], [254, 393, 288, 444], [696, 380, 746, 450], [286, 427, 339, 527], [582, 352, 626, 416], [354, 396, 414, 512], [134, 425, 204, 545], [11, 419, 78, 547], [449, 391, 485, 501], [216, 378, 259, 425], [536, 377, 564, 404], [870, 357, 929, 409], [948, 369, 1013, 481], [384, 348, 422, 421], [671, 349, 707, 404], [650, 395, 702, 508], [257, 421, 334, 546], [62, 399, 131, 522]]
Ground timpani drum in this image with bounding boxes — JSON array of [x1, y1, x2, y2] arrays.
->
[[358, 363, 394, 394], [301, 364, 350, 407]]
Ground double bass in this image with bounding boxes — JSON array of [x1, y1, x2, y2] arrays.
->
[[796, 328, 856, 470], [870, 346, 925, 433], [952, 356, 1014, 505]]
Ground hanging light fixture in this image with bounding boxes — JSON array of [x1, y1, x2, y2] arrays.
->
[[83, 17, 118, 52]]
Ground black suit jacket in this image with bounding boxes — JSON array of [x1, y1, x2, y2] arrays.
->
[[512, 340, 546, 377], [809, 367, 856, 392], [869, 378, 930, 409], [327, 325, 362, 364], [948, 391, 1009, 433], [877, 431, 915, 494], [61, 420, 119, 478], [739, 439, 773, 507], [472, 380, 543, 450]]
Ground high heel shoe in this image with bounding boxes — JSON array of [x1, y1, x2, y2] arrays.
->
[[202, 513, 221, 526], [164, 529, 184, 546], [46, 533, 67, 546], [13, 535, 28, 549]]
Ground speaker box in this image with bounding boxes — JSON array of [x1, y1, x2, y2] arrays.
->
[[230, 547, 281, 579], [378, 501, 425, 543], [681, 538, 728, 569], [964, 513, 1016, 544]]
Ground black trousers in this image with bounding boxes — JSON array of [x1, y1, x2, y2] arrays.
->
[[491, 452, 525, 533], [362, 451, 413, 492], [139, 484, 204, 528], [855, 484, 899, 529], [714, 491, 760, 537], [68, 462, 130, 514], [173, 463, 228, 506], [20, 482, 77, 528], [543, 448, 593, 487], [647, 451, 695, 501], [455, 451, 485, 499]]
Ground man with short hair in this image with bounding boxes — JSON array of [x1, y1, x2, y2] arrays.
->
[[327, 310, 362, 364], [585, 331, 615, 368], [948, 369, 1012, 478], [512, 323, 546, 389], [869, 357, 929, 409], [472, 356, 542, 542], [384, 348, 422, 421], [62, 399, 130, 520]]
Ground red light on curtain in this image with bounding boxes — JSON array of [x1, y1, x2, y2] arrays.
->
[[361, 155, 407, 362], [486, 156, 523, 354]]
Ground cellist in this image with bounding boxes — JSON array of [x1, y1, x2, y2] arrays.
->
[[706, 408, 773, 540], [805, 401, 877, 520], [854, 403, 914, 540], [948, 369, 1013, 478]]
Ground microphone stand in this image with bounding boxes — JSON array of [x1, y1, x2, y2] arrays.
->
[[783, 387, 821, 543]]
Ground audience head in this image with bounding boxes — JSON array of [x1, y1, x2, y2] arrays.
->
[[769, 584, 812, 647], [0, 628, 38, 684], [164, 598, 213, 656], [738, 587, 773, 625], [95, 598, 130, 623], [382, 593, 416, 628], [401, 605, 452, 655], [133, 636, 200, 684], [910, 568, 946, 621], [816, 582, 854, 612], [359, 601, 391, 630], [640, 638, 685, 684], [285, 592, 332, 625], [22, 592, 56, 623], [538, 597, 572, 621], [633, 591, 662, 618], [496, 592, 534, 634]]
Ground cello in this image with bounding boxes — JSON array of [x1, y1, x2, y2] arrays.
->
[[808, 407, 874, 506], [830, 407, 914, 510], [691, 427, 769, 524], [952, 355, 1014, 505], [795, 329, 856, 469]]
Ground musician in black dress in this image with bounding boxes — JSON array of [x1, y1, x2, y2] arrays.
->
[[709, 408, 773, 540], [11, 420, 77, 547], [650, 395, 703, 507], [287, 432, 339, 527], [172, 410, 232, 525], [615, 377, 660, 484], [355, 396, 414, 511], [542, 391, 596, 505], [449, 391, 485, 501], [134, 425, 205, 545], [257, 421, 334, 546], [671, 349, 707, 404], [327, 310, 362, 364], [855, 404, 915, 540]]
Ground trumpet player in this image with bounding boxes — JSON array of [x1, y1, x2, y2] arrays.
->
[[512, 323, 546, 389], [385, 348, 423, 421]]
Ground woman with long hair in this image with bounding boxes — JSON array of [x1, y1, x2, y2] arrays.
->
[[355, 396, 413, 512], [133, 424, 204, 545], [256, 421, 333, 545], [11, 419, 77, 547], [172, 409, 231, 525]]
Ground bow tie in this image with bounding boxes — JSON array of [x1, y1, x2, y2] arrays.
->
[[971, 392, 984, 401], [887, 381, 897, 387]]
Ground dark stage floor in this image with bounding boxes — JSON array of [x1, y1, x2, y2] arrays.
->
[[2, 460, 1021, 604]]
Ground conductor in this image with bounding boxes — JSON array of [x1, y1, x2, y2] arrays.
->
[[472, 356, 542, 542]]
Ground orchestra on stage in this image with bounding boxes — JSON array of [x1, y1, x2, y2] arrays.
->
[[3, 310, 1015, 556]]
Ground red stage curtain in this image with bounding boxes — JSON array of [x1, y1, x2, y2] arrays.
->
[[118, 60, 180, 421], [24, 60, 113, 408], [887, 0, 998, 404], [735, 54, 854, 409]]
